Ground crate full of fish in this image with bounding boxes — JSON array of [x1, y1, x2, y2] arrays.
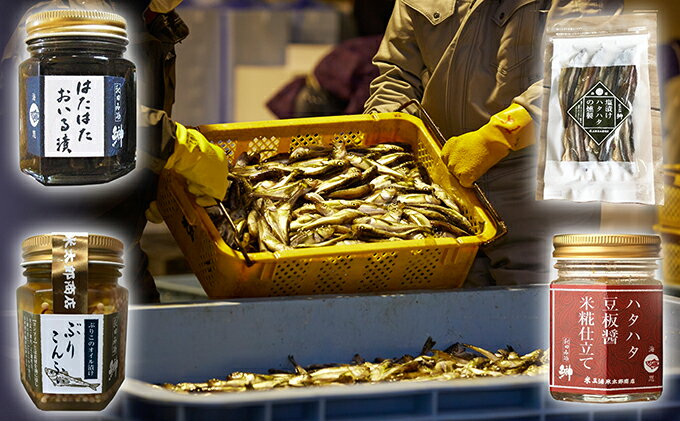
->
[[156, 112, 504, 298]]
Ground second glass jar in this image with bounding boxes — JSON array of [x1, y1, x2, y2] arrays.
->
[[17, 233, 128, 411], [549, 234, 663, 403]]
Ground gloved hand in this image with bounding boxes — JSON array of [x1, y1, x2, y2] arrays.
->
[[145, 201, 164, 224], [145, 122, 229, 223], [148, 0, 184, 13], [442, 103, 534, 187], [165, 123, 229, 206], [166, 122, 229, 206], [145, 123, 229, 224]]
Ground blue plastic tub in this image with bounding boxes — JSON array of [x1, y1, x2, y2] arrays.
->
[[110, 287, 680, 420]]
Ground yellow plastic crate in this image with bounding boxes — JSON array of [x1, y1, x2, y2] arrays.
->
[[659, 165, 680, 228], [656, 224, 680, 286], [156, 112, 504, 298], [657, 225, 680, 286]]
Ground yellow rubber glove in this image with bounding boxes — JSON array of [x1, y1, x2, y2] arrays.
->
[[441, 104, 534, 188], [165, 122, 229, 207], [145, 201, 164, 224], [149, 0, 184, 13]]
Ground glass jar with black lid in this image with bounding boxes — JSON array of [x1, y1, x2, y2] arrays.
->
[[19, 10, 136, 185]]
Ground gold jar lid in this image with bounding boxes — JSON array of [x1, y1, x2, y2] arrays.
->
[[553, 234, 661, 259], [25, 10, 128, 43], [22, 233, 124, 266]]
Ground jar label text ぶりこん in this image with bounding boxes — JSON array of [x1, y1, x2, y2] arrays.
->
[[22, 312, 121, 395]]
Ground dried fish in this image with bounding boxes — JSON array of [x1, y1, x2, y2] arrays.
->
[[328, 184, 374, 199], [159, 338, 548, 394], [315, 168, 363, 196], [206, 142, 477, 252], [539, 13, 662, 205], [558, 65, 637, 163], [289, 145, 331, 163], [377, 152, 413, 167]]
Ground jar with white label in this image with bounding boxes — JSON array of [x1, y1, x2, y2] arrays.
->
[[549, 234, 662, 403], [17, 233, 127, 411], [19, 10, 136, 185]]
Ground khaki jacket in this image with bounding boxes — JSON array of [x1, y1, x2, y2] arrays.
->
[[365, 0, 623, 143]]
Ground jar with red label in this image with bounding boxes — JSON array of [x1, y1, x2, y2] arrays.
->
[[550, 234, 662, 403]]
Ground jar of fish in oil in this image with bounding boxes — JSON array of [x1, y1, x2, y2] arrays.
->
[[19, 10, 136, 185], [17, 233, 127, 411], [550, 234, 662, 403]]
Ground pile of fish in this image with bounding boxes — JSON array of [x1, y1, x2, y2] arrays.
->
[[206, 142, 477, 253], [160, 338, 548, 393]]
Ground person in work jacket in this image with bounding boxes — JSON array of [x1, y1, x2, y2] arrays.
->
[[365, 0, 623, 286], [0, 0, 225, 304]]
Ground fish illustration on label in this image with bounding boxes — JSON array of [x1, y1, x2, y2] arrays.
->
[[44, 368, 100, 391]]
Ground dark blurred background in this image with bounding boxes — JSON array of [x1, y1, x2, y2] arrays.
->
[[0, 1, 679, 420]]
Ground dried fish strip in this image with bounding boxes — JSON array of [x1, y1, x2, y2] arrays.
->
[[558, 65, 637, 163], [159, 338, 548, 394]]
